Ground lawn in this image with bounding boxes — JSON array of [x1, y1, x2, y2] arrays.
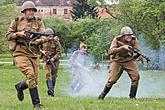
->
[[0, 64, 165, 110]]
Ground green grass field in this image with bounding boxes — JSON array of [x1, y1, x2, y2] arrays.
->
[[0, 64, 165, 110]]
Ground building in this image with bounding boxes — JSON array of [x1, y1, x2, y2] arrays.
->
[[16, 0, 76, 20], [16, 0, 119, 20]]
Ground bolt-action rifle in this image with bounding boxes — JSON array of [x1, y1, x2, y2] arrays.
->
[[117, 41, 150, 63]]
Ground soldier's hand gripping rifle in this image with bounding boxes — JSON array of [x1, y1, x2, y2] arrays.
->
[[40, 49, 56, 70], [25, 29, 49, 41], [117, 41, 150, 63]]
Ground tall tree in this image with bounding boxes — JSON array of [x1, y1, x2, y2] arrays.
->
[[71, 0, 97, 21]]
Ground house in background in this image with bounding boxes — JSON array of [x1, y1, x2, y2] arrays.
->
[[16, 0, 119, 20], [16, 0, 76, 20]]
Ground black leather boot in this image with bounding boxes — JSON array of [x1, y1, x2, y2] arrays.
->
[[15, 80, 28, 101], [46, 80, 54, 96], [98, 85, 111, 100], [29, 87, 43, 109], [129, 85, 138, 99], [52, 80, 56, 89]]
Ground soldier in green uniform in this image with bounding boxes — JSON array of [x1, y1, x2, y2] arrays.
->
[[41, 28, 62, 97], [6, 1, 46, 108], [98, 26, 142, 100]]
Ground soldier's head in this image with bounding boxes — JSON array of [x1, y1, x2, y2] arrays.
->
[[21, 1, 37, 19], [45, 28, 55, 38], [120, 26, 134, 42], [79, 42, 87, 51]]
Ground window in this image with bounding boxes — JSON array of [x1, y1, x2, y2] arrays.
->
[[64, 9, 68, 14], [53, 9, 57, 14]]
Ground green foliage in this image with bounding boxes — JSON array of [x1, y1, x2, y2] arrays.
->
[[44, 18, 73, 54], [0, 3, 20, 53], [72, 18, 114, 62], [117, 0, 165, 48], [71, 0, 97, 21], [0, 0, 15, 6]]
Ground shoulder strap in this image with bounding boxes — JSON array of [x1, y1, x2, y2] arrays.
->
[[14, 17, 19, 31], [14, 17, 24, 31]]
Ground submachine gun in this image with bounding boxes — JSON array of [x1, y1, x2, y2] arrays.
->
[[25, 29, 49, 41], [117, 41, 150, 63]]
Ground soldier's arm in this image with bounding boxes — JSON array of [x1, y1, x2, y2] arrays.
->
[[52, 40, 62, 61], [108, 38, 128, 55], [6, 20, 18, 41]]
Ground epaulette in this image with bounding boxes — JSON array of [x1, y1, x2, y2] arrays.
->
[[15, 17, 24, 22]]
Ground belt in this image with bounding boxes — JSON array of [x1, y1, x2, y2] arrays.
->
[[16, 42, 36, 46]]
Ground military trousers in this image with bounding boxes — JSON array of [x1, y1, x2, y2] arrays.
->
[[14, 56, 39, 88], [44, 60, 59, 81], [107, 60, 140, 87]]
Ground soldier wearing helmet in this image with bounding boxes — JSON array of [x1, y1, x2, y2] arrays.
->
[[98, 26, 142, 100], [6, 1, 46, 109], [41, 28, 62, 96]]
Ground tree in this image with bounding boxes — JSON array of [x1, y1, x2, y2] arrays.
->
[[0, 3, 20, 53], [44, 17, 74, 57], [117, 0, 165, 48], [71, 0, 97, 21], [72, 18, 114, 63]]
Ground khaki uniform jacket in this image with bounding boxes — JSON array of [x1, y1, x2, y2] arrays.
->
[[6, 16, 45, 57], [109, 35, 140, 63], [42, 38, 62, 61]]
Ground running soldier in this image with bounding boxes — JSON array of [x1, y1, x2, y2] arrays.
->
[[6, 1, 46, 109], [41, 28, 62, 97], [98, 26, 142, 100]]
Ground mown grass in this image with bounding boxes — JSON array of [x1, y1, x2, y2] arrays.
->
[[0, 64, 165, 110]]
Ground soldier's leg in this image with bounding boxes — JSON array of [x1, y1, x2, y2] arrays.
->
[[44, 63, 54, 96], [14, 56, 30, 101], [51, 63, 58, 89], [28, 57, 42, 108], [98, 62, 123, 100], [50, 61, 59, 95], [15, 80, 28, 101], [15, 56, 42, 108], [124, 61, 140, 99]]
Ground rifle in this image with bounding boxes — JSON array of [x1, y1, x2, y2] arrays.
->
[[40, 49, 56, 70], [25, 30, 49, 41], [117, 41, 150, 63]]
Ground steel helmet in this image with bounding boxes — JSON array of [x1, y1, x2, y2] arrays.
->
[[120, 26, 134, 37], [45, 28, 54, 35], [21, 1, 37, 13]]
